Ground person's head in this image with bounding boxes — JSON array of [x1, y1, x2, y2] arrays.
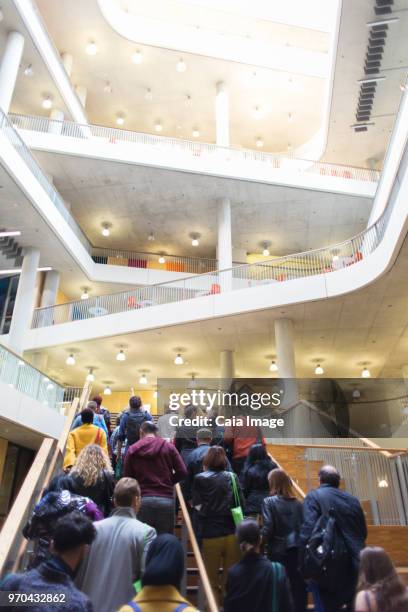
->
[[268, 468, 295, 498], [184, 404, 197, 419], [70, 444, 112, 486], [319, 465, 341, 488], [113, 477, 141, 512], [196, 428, 212, 446], [92, 395, 103, 412], [142, 534, 184, 591], [246, 443, 269, 465], [357, 547, 408, 611], [129, 395, 142, 412], [86, 400, 97, 413], [50, 513, 96, 572], [203, 446, 228, 471], [80, 408, 94, 425], [140, 421, 158, 438], [236, 519, 261, 555]]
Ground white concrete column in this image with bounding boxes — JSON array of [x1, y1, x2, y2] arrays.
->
[[0, 31, 25, 113], [61, 52, 73, 77], [8, 248, 40, 355], [75, 85, 87, 109], [49, 108, 64, 135], [274, 318, 296, 378], [217, 197, 232, 269], [220, 349, 235, 379], [217, 197, 232, 291], [215, 81, 229, 147], [40, 270, 60, 307]]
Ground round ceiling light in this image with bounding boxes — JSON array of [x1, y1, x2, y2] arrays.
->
[[315, 364, 324, 375], [269, 361, 278, 372], [86, 368, 95, 382], [176, 59, 187, 72], [174, 353, 184, 365], [361, 367, 371, 378], [192, 129, 200, 138], [86, 41, 98, 56], [131, 50, 143, 64], [66, 353, 75, 366], [80, 288, 89, 300], [101, 224, 111, 237], [116, 115, 125, 126], [42, 96, 52, 109], [103, 385, 112, 395], [256, 137, 264, 148], [116, 349, 126, 361]]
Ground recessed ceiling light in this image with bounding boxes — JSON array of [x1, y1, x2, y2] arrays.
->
[[131, 50, 143, 64], [155, 122, 163, 132], [116, 349, 126, 361], [80, 288, 89, 300], [192, 128, 200, 138], [256, 137, 264, 148], [269, 361, 278, 372], [101, 223, 111, 237], [116, 115, 125, 126], [145, 88, 153, 101], [174, 353, 184, 365], [361, 367, 371, 378], [103, 385, 112, 395], [315, 364, 324, 375], [86, 41, 98, 55], [24, 64, 34, 77], [176, 59, 186, 72], [86, 368, 95, 382], [42, 96, 52, 109], [253, 106, 263, 119], [66, 353, 75, 366]]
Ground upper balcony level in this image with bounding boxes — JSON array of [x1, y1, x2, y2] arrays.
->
[[10, 114, 379, 198]]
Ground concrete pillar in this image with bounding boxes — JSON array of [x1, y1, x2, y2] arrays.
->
[[75, 85, 87, 109], [0, 31, 25, 113], [49, 108, 64, 135], [275, 318, 296, 378], [217, 197, 232, 291], [215, 81, 229, 147], [61, 52, 73, 77], [8, 248, 40, 355], [40, 270, 60, 307], [220, 349, 235, 379]]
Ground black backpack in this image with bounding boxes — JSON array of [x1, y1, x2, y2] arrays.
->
[[301, 506, 350, 590], [125, 411, 148, 445]]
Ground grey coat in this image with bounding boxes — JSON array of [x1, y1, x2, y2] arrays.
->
[[75, 507, 156, 612]]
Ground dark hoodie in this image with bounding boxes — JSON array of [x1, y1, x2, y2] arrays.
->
[[124, 435, 187, 498]]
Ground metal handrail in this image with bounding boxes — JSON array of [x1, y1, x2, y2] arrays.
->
[[10, 112, 380, 183], [31, 192, 394, 328]]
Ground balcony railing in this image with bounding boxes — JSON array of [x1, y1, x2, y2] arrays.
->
[[0, 110, 91, 252], [31, 195, 393, 328], [0, 344, 64, 409], [10, 113, 380, 183], [92, 247, 218, 275]]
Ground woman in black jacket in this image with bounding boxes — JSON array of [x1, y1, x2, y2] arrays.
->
[[224, 519, 293, 612], [240, 444, 277, 517], [68, 444, 114, 516], [193, 446, 244, 606], [262, 468, 306, 612]]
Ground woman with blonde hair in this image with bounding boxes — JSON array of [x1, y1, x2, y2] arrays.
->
[[68, 444, 114, 516], [262, 468, 306, 611]]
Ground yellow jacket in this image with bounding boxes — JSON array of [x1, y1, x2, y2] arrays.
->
[[118, 585, 197, 612], [63, 423, 108, 469]]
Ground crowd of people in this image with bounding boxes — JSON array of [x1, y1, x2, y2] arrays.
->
[[1, 395, 407, 612]]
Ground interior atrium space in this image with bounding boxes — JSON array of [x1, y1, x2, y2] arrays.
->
[[0, 0, 408, 610]]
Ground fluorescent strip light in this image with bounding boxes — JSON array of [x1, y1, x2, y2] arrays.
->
[[357, 76, 386, 84], [366, 17, 399, 27], [0, 266, 52, 275], [0, 231, 22, 238]]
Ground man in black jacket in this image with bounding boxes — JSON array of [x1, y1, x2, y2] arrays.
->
[[300, 465, 367, 611]]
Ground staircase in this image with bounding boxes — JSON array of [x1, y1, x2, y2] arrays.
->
[[0, 230, 23, 269]]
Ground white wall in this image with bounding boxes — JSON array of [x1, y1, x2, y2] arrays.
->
[[0, 381, 66, 440]]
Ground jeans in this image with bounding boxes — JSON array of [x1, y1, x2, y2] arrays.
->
[[138, 496, 175, 535], [202, 534, 240, 606]]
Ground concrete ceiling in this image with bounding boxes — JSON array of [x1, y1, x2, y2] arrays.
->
[[28, 231, 408, 392], [0, 416, 45, 450], [33, 151, 373, 259]]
